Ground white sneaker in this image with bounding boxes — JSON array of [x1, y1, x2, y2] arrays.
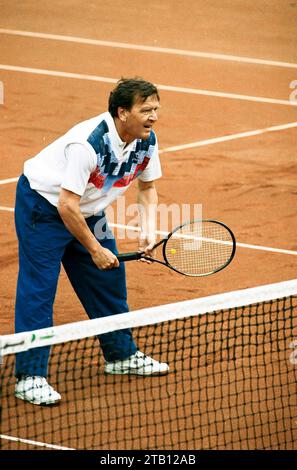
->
[[15, 376, 61, 405], [105, 351, 169, 376]]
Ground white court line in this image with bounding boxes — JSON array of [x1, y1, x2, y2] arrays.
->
[[0, 206, 14, 212], [1, 28, 297, 70], [108, 223, 297, 256], [234, 242, 297, 256], [159, 121, 297, 154], [0, 177, 19, 185], [0, 123, 295, 167], [0, 433, 75, 450], [0, 210, 295, 255], [0, 64, 296, 107]]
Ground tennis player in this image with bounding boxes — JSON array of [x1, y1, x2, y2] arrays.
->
[[14, 77, 169, 405]]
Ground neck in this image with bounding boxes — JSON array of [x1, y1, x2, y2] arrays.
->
[[114, 117, 133, 144]]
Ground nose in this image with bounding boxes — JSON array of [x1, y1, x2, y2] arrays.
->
[[149, 110, 158, 122]]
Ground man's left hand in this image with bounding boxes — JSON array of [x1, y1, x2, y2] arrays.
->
[[138, 234, 156, 263]]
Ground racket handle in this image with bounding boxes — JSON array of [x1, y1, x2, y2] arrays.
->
[[117, 252, 142, 262]]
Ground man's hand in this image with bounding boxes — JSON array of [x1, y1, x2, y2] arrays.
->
[[138, 233, 156, 264], [137, 180, 158, 264], [91, 246, 119, 270], [58, 188, 119, 270]]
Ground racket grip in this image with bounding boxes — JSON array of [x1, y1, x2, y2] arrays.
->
[[117, 252, 142, 262]]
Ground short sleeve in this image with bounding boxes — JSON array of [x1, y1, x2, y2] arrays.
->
[[61, 143, 97, 196]]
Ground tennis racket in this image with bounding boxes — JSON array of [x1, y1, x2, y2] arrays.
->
[[117, 219, 236, 277]]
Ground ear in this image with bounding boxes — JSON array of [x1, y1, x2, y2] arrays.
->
[[118, 107, 128, 122]]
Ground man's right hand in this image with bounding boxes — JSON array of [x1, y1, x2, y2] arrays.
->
[[57, 189, 119, 271], [91, 246, 120, 270]]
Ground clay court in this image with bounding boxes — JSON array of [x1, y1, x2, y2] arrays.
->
[[0, 0, 297, 451]]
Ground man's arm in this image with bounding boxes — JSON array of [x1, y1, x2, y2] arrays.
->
[[57, 188, 119, 270], [137, 180, 158, 257]]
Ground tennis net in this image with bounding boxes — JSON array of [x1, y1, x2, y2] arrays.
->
[[1, 279, 297, 450]]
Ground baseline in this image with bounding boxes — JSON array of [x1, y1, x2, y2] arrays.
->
[[0, 65, 295, 107], [0, 29, 296, 70]]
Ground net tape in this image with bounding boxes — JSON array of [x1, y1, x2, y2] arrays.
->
[[1, 279, 297, 356]]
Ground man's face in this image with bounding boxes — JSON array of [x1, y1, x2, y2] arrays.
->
[[121, 94, 160, 142]]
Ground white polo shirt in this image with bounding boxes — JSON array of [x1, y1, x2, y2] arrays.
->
[[24, 112, 162, 217]]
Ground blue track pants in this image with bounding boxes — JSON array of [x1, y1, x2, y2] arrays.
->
[[14, 175, 137, 377]]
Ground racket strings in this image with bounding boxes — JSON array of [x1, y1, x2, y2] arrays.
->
[[165, 221, 234, 275]]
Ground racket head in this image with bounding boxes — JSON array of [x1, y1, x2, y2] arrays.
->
[[163, 219, 236, 277]]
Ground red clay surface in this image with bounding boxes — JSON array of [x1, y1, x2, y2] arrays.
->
[[0, 0, 297, 450]]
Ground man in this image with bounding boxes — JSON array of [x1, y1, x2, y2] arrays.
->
[[14, 77, 169, 406]]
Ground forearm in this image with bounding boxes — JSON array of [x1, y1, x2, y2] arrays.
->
[[137, 183, 158, 241], [57, 201, 100, 256]]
